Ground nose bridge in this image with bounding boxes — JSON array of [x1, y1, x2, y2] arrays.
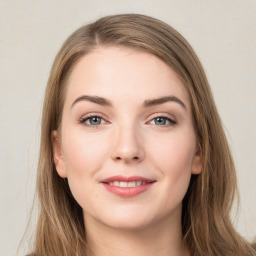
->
[[111, 120, 144, 163]]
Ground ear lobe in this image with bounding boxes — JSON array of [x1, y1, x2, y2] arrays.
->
[[191, 144, 203, 175], [51, 130, 67, 178]]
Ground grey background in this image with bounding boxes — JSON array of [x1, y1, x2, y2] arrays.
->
[[0, 0, 255, 255]]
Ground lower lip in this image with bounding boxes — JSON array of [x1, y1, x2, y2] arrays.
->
[[102, 183, 155, 197]]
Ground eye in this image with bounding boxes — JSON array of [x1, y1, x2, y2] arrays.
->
[[79, 115, 107, 127], [149, 116, 176, 126]]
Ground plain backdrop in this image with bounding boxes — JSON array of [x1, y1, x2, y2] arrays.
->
[[0, 0, 255, 255]]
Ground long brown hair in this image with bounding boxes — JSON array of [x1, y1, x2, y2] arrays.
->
[[29, 14, 255, 255]]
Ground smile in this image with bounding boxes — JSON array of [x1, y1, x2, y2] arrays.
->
[[100, 176, 156, 197], [107, 181, 148, 187]]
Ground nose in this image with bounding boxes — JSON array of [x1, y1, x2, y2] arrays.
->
[[111, 125, 145, 164]]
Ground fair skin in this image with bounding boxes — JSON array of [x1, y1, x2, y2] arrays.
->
[[52, 46, 202, 256]]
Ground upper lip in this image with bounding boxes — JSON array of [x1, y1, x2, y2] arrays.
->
[[100, 175, 156, 183]]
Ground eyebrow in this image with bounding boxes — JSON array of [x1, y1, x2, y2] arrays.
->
[[143, 96, 187, 110], [71, 95, 112, 108], [71, 95, 186, 110]]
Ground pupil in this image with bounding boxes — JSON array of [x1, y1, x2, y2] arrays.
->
[[90, 117, 101, 125], [156, 117, 166, 125]]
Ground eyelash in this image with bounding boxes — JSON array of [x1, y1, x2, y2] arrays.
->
[[79, 114, 107, 128], [78, 114, 177, 128], [148, 115, 177, 126]]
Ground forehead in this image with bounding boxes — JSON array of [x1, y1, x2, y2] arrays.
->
[[65, 46, 190, 108]]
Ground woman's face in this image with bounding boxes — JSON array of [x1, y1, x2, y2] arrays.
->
[[52, 46, 202, 231]]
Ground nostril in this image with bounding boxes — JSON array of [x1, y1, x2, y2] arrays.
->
[[114, 156, 140, 161]]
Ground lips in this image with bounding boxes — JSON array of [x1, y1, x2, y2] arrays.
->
[[100, 175, 156, 197], [107, 181, 147, 187]]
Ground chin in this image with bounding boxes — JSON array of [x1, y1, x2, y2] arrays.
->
[[102, 216, 155, 231], [93, 205, 172, 232], [87, 206, 157, 231]]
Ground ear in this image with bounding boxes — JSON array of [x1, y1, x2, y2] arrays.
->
[[51, 130, 67, 178], [191, 144, 203, 175]]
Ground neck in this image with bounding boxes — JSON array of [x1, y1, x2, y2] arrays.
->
[[84, 212, 189, 256]]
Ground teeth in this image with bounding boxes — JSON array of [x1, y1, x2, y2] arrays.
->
[[136, 181, 142, 186], [113, 181, 119, 186], [108, 181, 146, 187], [120, 181, 126, 187], [128, 181, 136, 187]]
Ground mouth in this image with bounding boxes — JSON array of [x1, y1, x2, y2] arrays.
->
[[104, 180, 152, 187], [100, 176, 156, 197]]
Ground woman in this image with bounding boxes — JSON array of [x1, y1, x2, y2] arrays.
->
[[29, 14, 255, 255]]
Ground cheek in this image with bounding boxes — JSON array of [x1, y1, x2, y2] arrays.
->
[[62, 130, 108, 175], [61, 129, 109, 205], [148, 129, 196, 192], [151, 130, 196, 170], [62, 129, 108, 192]]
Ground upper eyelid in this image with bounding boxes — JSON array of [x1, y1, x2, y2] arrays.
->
[[79, 112, 108, 120], [147, 112, 176, 121]]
